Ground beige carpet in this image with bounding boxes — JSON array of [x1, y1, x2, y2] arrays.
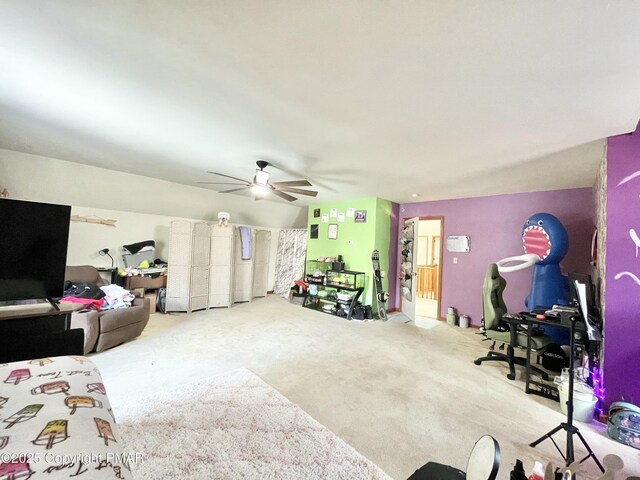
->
[[116, 368, 391, 479], [91, 296, 640, 479]]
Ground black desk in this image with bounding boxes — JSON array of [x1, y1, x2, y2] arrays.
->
[[0, 303, 83, 362], [518, 312, 588, 401], [0, 302, 79, 329]]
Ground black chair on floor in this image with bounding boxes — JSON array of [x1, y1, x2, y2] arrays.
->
[[474, 264, 551, 380]]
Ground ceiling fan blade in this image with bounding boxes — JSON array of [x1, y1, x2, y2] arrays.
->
[[197, 181, 249, 185], [206, 171, 251, 183], [275, 186, 318, 197], [219, 187, 250, 194], [271, 190, 297, 202], [270, 180, 312, 187]]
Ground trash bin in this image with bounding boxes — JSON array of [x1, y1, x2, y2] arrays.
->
[[558, 380, 597, 423], [446, 307, 457, 326], [459, 314, 470, 329]]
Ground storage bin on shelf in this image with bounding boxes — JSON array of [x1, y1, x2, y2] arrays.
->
[[306, 275, 325, 285], [336, 291, 354, 302], [326, 270, 364, 289], [306, 259, 333, 274]]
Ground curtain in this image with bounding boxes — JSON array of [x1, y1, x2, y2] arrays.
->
[[274, 229, 308, 298]]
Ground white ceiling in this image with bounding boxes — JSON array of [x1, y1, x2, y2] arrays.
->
[[1, 2, 639, 205]]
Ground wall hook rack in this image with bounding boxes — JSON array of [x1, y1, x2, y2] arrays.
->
[[70, 215, 117, 227]]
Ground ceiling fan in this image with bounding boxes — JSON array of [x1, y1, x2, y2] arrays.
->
[[197, 160, 318, 202]]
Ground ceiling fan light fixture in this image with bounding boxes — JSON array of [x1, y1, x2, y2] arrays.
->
[[254, 170, 270, 186], [251, 184, 270, 197]]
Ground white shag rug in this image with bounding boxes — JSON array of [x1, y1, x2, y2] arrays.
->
[[115, 368, 392, 480]]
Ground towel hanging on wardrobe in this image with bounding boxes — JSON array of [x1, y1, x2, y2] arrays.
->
[[240, 227, 252, 260]]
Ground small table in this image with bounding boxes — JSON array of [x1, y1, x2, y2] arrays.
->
[[96, 267, 118, 284], [121, 274, 167, 291]]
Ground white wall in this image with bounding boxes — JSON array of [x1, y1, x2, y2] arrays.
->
[[1, 148, 307, 290], [68, 205, 284, 290], [0, 148, 307, 227]]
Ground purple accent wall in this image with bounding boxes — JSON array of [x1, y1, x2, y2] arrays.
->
[[395, 188, 594, 324], [604, 124, 640, 405]]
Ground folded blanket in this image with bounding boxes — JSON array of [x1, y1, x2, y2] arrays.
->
[[122, 240, 155, 255], [60, 296, 104, 310]]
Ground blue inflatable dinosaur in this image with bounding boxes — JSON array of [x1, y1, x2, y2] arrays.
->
[[497, 212, 571, 343], [522, 213, 570, 344], [522, 212, 569, 310]]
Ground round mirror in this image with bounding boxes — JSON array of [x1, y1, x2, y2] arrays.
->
[[466, 435, 500, 480]]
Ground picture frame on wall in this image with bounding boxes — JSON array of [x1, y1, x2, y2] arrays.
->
[[328, 224, 338, 239], [310, 224, 319, 239], [313, 208, 320, 218], [354, 210, 367, 223]]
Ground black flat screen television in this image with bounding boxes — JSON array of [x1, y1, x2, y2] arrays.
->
[[0, 199, 71, 302]]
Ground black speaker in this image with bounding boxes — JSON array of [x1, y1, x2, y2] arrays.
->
[[331, 261, 345, 271]]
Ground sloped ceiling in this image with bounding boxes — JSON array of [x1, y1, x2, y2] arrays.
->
[[1, 1, 639, 205]]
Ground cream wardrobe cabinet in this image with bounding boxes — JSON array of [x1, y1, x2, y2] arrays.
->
[[252, 230, 271, 298], [166, 220, 210, 312], [233, 227, 253, 303], [208, 225, 234, 308]]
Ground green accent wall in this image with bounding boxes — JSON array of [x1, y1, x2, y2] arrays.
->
[[306, 197, 392, 308]]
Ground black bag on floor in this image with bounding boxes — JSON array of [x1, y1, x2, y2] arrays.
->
[[541, 343, 566, 372], [364, 305, 373, 319], [156, 288, 167, 314], [352, 304, 365, 320]]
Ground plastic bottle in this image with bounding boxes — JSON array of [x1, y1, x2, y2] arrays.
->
[[528, 461, 544, 480]]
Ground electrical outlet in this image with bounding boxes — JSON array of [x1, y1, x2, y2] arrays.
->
[[453, 257, 458, 264]]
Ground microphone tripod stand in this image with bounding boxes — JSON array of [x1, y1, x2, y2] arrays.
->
[[529, 313, 604, 473]]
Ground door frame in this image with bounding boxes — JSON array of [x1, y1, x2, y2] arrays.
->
[[399, 216, 445, 320]]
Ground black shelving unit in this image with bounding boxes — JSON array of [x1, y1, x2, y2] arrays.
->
[[303, 270, 365, 320]]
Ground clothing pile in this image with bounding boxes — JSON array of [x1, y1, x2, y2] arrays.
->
[[61, 282, 135, 311], [99, 284, 135, 311]]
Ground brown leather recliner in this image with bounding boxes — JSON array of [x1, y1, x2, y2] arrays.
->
[[64, 266, 150, 353]]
